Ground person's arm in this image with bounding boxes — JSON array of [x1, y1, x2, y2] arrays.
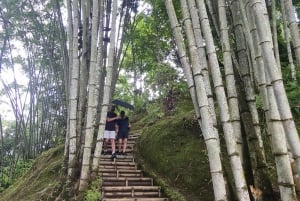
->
[[107, 116, 119, 122], [107, 113, 119, 122], [115, 123, 119, 133], [128, 117, 131, 129]]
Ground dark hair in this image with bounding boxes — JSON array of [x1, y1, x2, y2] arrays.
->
[[111, 105, 116, 112], [120, 111, 125, 117]]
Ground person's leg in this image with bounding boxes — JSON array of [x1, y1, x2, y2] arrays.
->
[[103, 131, 109, 154], [103, 139, 108, 153], [122, 138, 128, 154], [122, 131, 129, 154], [109, 131, 116, 159], [111, 138, 115, 154], [118, 138, 122, 153]]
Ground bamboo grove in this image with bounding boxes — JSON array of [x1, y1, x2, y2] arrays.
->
[[65, 0, 300, 200], [0, 0, 300, 200], [163, 0, 300, 200], [64, 0, 138, 191]]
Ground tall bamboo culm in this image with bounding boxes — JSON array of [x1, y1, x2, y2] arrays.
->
[[165, 0, 228, 200]]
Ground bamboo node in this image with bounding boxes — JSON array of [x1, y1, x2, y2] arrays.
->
[[277, 182, 295, 188]]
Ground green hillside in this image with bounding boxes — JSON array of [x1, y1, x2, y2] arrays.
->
[[0, 145, 64, 201], [1, 96, 298, 201], [0, 97, 212, 201]]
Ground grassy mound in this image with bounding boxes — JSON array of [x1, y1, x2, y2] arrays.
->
[[0, 145, 65, 201], [133, 98, 215, 201]]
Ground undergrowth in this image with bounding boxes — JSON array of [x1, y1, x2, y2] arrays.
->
[[133, 97, 215, 201], [0, 145, 65, 201], [84, 179, 101, 201]]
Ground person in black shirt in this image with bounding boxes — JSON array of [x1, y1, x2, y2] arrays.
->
[[103, 106, 119, 159], [116, 111, 130, 155]]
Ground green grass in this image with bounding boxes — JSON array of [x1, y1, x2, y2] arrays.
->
[[133, 101, 215, 201], [0, 145, 65, 201]]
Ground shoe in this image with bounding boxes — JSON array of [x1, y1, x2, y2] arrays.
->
[[110, 153, 116, 160], [101, 150, 108, 155]]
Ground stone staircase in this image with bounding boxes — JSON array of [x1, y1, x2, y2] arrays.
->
[[99, 133, 169, 201]]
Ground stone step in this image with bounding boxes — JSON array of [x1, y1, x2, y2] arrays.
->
[[102, 177, 153, 186], [101, 186, 161, 198]]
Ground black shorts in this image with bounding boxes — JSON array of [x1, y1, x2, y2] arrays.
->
[[118, 131, 128, 139]]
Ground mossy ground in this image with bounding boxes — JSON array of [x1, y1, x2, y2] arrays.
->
[[133, 98, 215, 201], [132, 96, 300, 201], [135, 124, 214, 200], [0, 145, 65, 201]]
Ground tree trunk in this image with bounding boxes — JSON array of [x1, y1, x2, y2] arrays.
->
[[279, 0, 296, 80], [196, 0, 250, 199], [67, 0, 80, 177], [250, 0, 300, 176], [0, 115, 3, 183], [162, 1, 201, 128], [187, 0, 217, 134], [218, 0, 243, 163], [92, 0, 119, 172], [205, 0, 220, 37], [248, 0, 298, 199], [78, 0, 103, 191], [77, 0, 89, 151], [64, 0, 73, 158], [282, 0, 300, 68], [271, 0, 281, 75], [230, 1, 272, 196], [165, 0, 228, 200]]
